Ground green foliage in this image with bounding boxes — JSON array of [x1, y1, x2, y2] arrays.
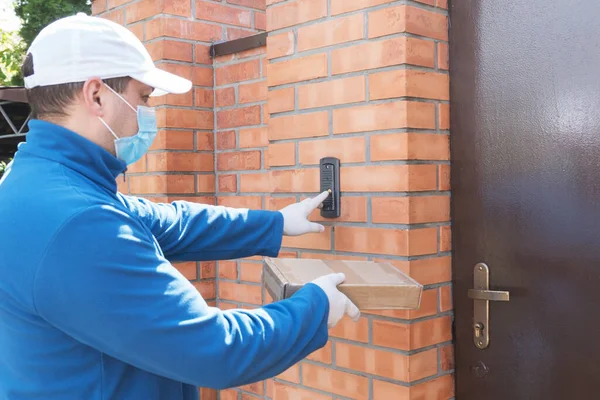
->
[[0, 159, 12, 178], [0, 31, 26, 86], [0, 0, 91, 86], [13, 0, 92, 47]]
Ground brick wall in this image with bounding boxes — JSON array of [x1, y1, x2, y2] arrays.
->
[[92, 0, 453, 398]]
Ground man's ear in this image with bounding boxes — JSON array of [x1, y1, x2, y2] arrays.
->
[[82, 78, 106, 117]]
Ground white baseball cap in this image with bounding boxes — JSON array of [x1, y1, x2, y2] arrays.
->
[[23, 12, 192, 97]]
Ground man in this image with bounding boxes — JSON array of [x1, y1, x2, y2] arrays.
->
[[0, 13, 360, 399]]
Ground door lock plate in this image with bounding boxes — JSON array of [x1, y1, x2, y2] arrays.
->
[[468, 263, 510, 349]]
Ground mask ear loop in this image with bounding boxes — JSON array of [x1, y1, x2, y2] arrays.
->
[[98, 117, 119, 140], [104, 84, 137, 113]]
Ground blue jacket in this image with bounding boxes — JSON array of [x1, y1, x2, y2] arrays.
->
[[0, 120, 329, 399]]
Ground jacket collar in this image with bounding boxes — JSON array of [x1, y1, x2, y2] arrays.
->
[[19, 119, 127, 192]]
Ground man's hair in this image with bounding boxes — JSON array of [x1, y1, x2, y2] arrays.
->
[[22, 53, 132, 120]]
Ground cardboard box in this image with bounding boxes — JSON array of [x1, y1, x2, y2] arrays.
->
[[263, 257, 423, 310]]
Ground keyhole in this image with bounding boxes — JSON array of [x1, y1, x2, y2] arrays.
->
[[474, 322, 484, 338]]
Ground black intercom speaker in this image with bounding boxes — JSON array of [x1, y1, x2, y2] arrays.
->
[[319, 157, 340, 218]]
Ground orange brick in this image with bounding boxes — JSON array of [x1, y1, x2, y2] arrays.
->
[[216, 87, 236, 107], [195, 44, 213, 64], [227, 0, 266, 10], [240, 173, 270, 192], [438, 42, 449, 69], [268, 87, 295, 113], [217, 106, 261, 128], [270, 168, 319, 192], [218, 174, 237, 192], [255, 12, 266, 30], [437, 0, 448, 9], [331, 0, 392, 15], [100, 8, 124, 25], [217, 151, 262, 171], [92, 0, 107, 14], [147, 153, 214, 172], [126, 0, 160, 23], [240, 262, 262, 282], [373, 316, 452, 350], [370, 133, 450, 161], [195, 88, 214, 108], [339, 165, 437, 192], [216, 59, 261, 85], [415, 0, 435, 4], [226, 28, 255, 41], [368, 5, 448, 41], [272, 381, 332, 400], [267, 53, 328, 86], [198, 387, 217, 400], [147, 40, 193, 63], [330, 316, 369, 342], [373, 374, 455, 399], [129, 175, 195, 194], [335, 226, 437, 256], [200, 261, 216, 279], [281, 228, 331, 250], [128, 23, 144, 41], [371, 196, 450, 224], [369, 69, 449, 101], [239, 81, 268, 104], [276, 364, 300, 383], [266, 196, 296, 210], [298, 76, 365, 109], [440, 344, 454, 371], [197, 174, 216, 193], [218, 260, 238, 279], [267, 142, 296, 167], [299, 137, 366, 165], [117, 177, 129, 194], [240, 380, 263, 396], [269, 111, 328, 140], [336, 343, 437, 382], [390, 256, 452, 286], [193, 280, 215, 299], [108, 0, 129, 8], [157, 108, 214, 130], [302, 364, 369, 399], [163, 0, 192, 17], [439, 164, 450, 190], [174, 262, 197, 280], [267, 31, 294, 59], [440, 225, 451, 251], [307, 340, 332, 364], [266, 0, 327, 31], [150, 91, 193, 108], [333, 101, 436, 133], [239, 127, 269, 148], [216, 130, 236, 150], [297, 13, 364, 52], [439, 103, 450, 130], [127, 156, 146, 173], [197, 131, 214, 151], [195, 1, 252, 27], [308, 196, 368, 223], [332, 37, 435, 74], [218, 281, 262, 304], [146, 17, 222, 42], [440, 284, 452, 312], [220, 389, 238, 400]]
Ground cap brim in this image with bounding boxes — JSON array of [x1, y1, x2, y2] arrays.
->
[[130, 67, 192, 97]]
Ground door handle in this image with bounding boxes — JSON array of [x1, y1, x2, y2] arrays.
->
[[469, 263, 510, 349]]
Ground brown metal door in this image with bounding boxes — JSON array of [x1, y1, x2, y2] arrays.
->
[[450, 1, 600, 398]]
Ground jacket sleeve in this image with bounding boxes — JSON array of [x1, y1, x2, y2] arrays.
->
[[32, 206, 329, 389], [119, 194, 284, 262]]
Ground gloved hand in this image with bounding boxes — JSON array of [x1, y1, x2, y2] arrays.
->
[[279, 190, 330, 236], [311, 273, 360, 328]]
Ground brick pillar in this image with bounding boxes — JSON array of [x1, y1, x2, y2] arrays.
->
[[262, 0, 454, 398]]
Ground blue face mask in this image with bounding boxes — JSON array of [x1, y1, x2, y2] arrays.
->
[[98, 84, 158, 166]]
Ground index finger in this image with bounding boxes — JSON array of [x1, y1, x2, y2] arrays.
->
[[306, 190, 330, 210]]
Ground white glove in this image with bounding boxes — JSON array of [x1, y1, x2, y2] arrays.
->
[[311, 273, 360, 328], [279, 190, 330, 236]]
